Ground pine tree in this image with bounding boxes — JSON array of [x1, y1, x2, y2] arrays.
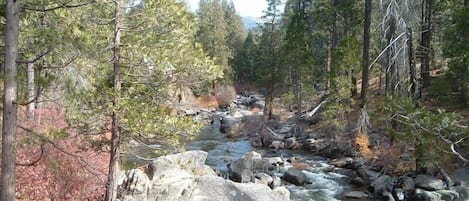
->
[[260, 0, 283, 123], [197, 0, 230, 69], [57, 1, 224, 199], [443, 1, 469, 104]]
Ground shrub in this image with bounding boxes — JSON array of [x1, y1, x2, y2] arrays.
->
[[14, 107, 108, 201], [355, 132, 373, 160], [214, 84, 237, 109]]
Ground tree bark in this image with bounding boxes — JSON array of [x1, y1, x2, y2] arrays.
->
[[35, 63, 43, 109], [295, 69, 302, 124], [385, 17, 396, 96], [27, 63, 35, 119], [2, 0, 20, 200], [263, 81, 274, 122], [360, 0, 372, 106], [326, 1, 338, 91], [420, 0, 432, 89], [104, 1, 122, 200], [263, 8, 279, 124], [407, 27, 418, 99]]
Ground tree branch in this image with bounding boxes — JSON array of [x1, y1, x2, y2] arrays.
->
[[17, 47, 52, 64], [21, 1, 92, 12], [16, 144, 45, 166], [16, 124, 107, 179]]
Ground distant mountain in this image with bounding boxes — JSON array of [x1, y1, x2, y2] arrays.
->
[[242, 16, 260, 30]]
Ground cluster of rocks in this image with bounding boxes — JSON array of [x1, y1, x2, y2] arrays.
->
[[218, 94, 265, 138], [227, 151, 325, 190], [326, 156, 469, 201], [163, 93, 469, 201], [363, 173, 469, 201], [116, 151, 290, 201]]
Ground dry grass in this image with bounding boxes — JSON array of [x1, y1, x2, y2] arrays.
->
[[373, 144, 415, 175], [214, 84, 236, 108], [194, 95, 219, 109], [355, 132, 373, 160]]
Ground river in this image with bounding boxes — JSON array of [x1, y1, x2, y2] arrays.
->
[[184, 112, 358, 201]]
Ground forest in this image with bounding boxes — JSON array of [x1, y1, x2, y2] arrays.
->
[[0, 0, 468, 200]]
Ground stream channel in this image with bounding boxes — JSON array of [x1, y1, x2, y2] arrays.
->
[[183, 112, 357, 201], [127, 109, 362, 201]]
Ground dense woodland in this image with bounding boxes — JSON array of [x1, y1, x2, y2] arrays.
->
[[0, 0, 468, 200]]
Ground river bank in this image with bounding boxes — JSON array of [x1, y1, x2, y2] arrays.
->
[[121, 93, 469, 201]]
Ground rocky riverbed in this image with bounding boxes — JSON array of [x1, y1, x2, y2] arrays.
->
[[121, 94, 469, 201]]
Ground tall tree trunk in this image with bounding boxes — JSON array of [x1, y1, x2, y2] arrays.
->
[[27, 63, 35, 119], [104, 1, 122, 200], [263, 79, 274, 122], [295, 69, 302, 122], [351, 75, 358, 97], [420, 0, 432, 89], [2, 0, 20, 200], [326, 2, 338, 91], [360, 0, 372, 106], [326, 36, 332, 90], [263, 15, 277, 124], [407, 27, 418, 99], [35, 63, 43, 109], [385, 18, 396, 96]]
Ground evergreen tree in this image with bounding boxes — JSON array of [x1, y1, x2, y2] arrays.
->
[[282, 0, 314, 124], [223, 0, 246, 58], [259, 0, 283, 122], [197, 0, 230, 70], [443, 1, 469, 104], [59, 0, 223, 198], [233, 31, 261, 82]]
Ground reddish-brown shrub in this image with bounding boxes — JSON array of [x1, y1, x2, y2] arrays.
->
[[194, 95, 219, 109], [214, 84, 236, 108], [12, 106, 108, 201], [355, 132, 373, 160]]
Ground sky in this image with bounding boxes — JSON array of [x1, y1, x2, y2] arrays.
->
[[185, 0, 268, 17]]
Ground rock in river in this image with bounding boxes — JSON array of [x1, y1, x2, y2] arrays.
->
[[282, 168, 308, 186], [117, 151, 289, 201]]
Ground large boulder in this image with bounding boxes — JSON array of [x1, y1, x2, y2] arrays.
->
[[415, 174, 445, 191], [228, 151, 279, 183], [344, 191, 369, 199], [254, 173, 274, 186], [117, 151, 290, 201], [220, 114, 246, 138], [370, 175, 395, 195], [118, 169, 151, 201], [413, 186, 468, 201], [190, 175, 289, 201], [282, 168, 308, 186]]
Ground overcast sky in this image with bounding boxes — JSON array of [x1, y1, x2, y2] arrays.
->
[[185, 0, 268, 17]]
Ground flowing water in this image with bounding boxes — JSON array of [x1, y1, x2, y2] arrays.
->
[[183, 113, 356, 201]]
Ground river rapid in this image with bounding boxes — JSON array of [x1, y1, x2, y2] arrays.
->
[[185, 112, 359, 201]]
